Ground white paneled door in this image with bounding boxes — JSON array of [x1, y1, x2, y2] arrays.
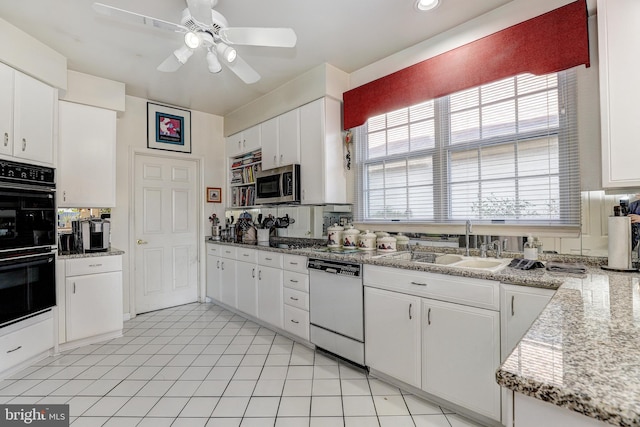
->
[[134, 154, 199, 314]]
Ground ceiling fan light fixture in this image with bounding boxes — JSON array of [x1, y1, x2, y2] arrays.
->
[[416, 0, 440, 11], [173, 45, 194, 64], [216, 43, 237, 63], [206, 50, 222, 73], [184, 31, 201, 49]]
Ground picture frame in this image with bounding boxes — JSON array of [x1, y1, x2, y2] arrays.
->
[[207, 187, 222, 203], [147, 102, 192, 153]]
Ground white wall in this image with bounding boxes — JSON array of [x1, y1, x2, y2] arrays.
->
[[111, 95, 225, 318]]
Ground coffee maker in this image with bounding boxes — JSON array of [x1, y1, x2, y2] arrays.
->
[[72, 218, 110, 252]]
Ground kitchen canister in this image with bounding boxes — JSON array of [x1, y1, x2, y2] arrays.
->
[[377, 235, 397, 252], [374, 231, 390, 239], [327, 223, 344, 248], [342, 226, 360, 248], [358, 230, 377, 251], [395, 232, 410, 250]]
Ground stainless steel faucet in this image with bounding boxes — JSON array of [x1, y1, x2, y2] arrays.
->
[[490, 240, 502, 258], [465, 220, 472, 256]]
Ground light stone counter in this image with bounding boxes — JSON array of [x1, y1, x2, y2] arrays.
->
[[57, 247, 125, 260]]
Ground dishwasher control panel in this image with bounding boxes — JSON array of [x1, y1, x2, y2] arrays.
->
[[308, 258, 361, 277]]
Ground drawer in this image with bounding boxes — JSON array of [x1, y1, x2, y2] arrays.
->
[[236, 247, 257, 263], [66, 255, 122, 276], [284, 287, 309, 310], [283, 254, 308, 274], [258, 251, 283, 268], [207, 243, 222, 256], [284, 305, 310, 341], [363, 265, 499, 311], [220, 246, 237, 259], [283, 270, 309, 293], [0, 316, 53, 373]]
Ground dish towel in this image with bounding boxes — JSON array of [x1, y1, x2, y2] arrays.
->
[[508, 258, 545, 270], [546, 261, 587, 274]]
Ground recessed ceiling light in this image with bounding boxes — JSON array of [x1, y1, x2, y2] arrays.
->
[[416, 0, 440, 11]]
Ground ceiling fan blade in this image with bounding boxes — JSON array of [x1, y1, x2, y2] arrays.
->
[[186, 0, 214, 27], [225, 55, 261, 84], [219, 27, 297, 48], [157, 54, 184, 72], [93, 2, 186, 33]]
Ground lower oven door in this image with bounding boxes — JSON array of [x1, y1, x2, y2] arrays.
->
[[309, 269, 364, 342], [0, 253, 56, 327]]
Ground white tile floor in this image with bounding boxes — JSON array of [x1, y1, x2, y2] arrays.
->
[[0, 303, 484, 427]]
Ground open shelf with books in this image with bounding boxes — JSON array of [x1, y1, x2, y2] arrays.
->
[[229, 149, 261, 207]]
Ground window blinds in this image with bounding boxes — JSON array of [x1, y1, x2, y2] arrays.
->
[[354, 70, 581, 228]]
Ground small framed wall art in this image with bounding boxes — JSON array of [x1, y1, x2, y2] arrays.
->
[[207, 187, 222, 203], [147, 102, 192, 153]]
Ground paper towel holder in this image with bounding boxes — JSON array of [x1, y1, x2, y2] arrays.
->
[[602, 215, 639, 272]]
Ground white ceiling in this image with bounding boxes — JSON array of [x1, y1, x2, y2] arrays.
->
[[0, 0, 516, 117]]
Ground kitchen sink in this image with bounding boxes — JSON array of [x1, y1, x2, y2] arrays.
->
[[374, 251, 510, 272]]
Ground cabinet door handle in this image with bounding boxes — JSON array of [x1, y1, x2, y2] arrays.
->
[[427, 307, 431, 325], [221, 261, 224, 271], [409, 303, 412, 320], [259, 270, 262, 280], [410, 281, 427, 286], [21, 138, 26, 151], [511, 295, 515, 316], [252, 268, 255, 278], [63, 190, 66, 202], [217, 260, 220, 269], [290, 319, 299, 324], [289, 279, 299, 283], [265, 257, 272, 261], [280, 154, 283, 164], [289, 262, 298, 265], [73, 282, 76, 294], [7, 346, 22, 354], [3, 132, 8, 146], [243, 139, 246, 148], [273, 155, 277, 164], [238, 140, 241, 149], [290, 296, 299, 301]]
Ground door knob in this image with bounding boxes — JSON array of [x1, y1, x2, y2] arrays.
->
[[136, 239, 148, 245]]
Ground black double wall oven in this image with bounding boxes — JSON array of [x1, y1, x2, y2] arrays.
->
[[0, 160, 56, 328]]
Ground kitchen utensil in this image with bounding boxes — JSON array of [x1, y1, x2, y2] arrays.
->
[[257, 213, 263, 228]]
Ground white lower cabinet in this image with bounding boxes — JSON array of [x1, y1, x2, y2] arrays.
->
[[219, 257, 237, 308], [206, 251, 221, 301], [63, 255, 123, 344], [0, 314, 54, 378], [257, 265, 283, 329], [282, 254, 309, 340], [365, 286, 421, 388], [514, 392, 608, 427], [422, 298, 501, 421], [500, 283, 554, 359], [236, 248, 258, 317]]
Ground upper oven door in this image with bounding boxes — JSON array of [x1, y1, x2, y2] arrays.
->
[[0, 186, 56, 252]]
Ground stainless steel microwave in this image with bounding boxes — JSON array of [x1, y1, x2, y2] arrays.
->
[[255, 164, 300, 204]]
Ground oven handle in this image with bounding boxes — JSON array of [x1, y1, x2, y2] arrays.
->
[[0, 253, 55, 270]]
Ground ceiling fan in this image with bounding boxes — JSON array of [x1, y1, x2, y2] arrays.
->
[[93, 0, 297, 84]]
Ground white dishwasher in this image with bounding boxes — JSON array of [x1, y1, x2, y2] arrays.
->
[[308, 258, 364, 365]]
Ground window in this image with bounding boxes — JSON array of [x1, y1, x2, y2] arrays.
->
[[355, 70, 580, 227]]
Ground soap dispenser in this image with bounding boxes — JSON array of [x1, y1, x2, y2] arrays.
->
[[524, 235, 538, 260]]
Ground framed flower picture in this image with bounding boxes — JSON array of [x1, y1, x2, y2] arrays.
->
[[147, 102, 192, 153]]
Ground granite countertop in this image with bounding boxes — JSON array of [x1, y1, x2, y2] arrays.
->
[[58, 247, 125, 259], [208, 238, 640, 425], [497, 270, 640, 426]]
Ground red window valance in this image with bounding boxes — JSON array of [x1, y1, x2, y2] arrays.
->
[[343, 0, 590, 130]]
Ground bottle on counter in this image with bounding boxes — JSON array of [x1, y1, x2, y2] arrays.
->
[[524, 235, 538, 260]]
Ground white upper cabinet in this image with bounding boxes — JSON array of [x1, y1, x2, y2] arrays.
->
[[0, 63, 14, 157], [226, 124, 261, 157], [261, 109, 300, 170], [58, 101, 117, 207], [300, 98, 347, 204], [0, 63, 55, 165], [598, 0, 640, 188]]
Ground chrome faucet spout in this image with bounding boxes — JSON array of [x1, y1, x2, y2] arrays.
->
[[465, 220, 472, 256], [490, 240, 502, 258]]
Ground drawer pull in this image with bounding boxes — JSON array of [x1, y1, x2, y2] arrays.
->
[[511, 295, 515, 316], [73, 283, 76, 294], [225, 250, 231, 254], [89, 264, 103, 268], [243, 254, 249, 257], [410, 281, 427, 286], [290, 319, 299, 324], [289, 262, 298, 265], [289, 279, 299, 283], [409, 303, 412, 320], [290, 297, 299, 301], [265, 257, 273, 261], [7, 346, 22, 354]]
